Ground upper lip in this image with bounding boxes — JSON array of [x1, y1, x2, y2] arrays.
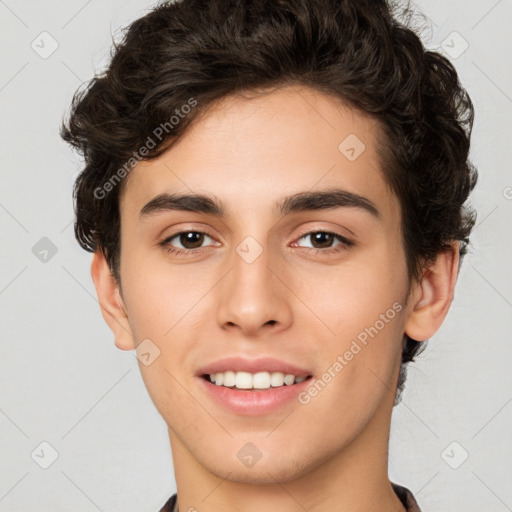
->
[[197, 356, 312, 378]]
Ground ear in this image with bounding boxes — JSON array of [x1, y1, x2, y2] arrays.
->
[[90, 250, 135, 351], [404, 241, 460, 342]]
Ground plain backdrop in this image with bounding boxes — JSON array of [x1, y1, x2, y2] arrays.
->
[[0, 0, 511, 511]]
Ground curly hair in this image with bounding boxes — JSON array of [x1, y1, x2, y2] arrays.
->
[[60, 0, 478, 403]]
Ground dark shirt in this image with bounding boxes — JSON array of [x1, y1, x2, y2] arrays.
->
[[158, 482, 421, 511]]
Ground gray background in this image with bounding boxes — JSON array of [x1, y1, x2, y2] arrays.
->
[[0, 0, 511, 511]]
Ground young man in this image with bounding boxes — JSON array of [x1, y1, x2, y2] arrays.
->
[[61, 0, 477, 510]]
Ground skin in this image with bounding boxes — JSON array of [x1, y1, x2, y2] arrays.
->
[[91, 85, 459, 512]]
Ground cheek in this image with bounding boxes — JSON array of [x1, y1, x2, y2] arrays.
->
[[291, 246, 406, 339], [121, 254, 212, 340]]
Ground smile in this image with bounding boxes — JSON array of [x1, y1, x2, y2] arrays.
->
[[198, 374, 313, 415], [205, 371, 309, 390]]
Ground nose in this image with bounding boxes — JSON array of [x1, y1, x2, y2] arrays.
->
[[215, 241, 293, 337]]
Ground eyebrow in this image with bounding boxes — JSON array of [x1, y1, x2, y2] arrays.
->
[[139, 188, 380, 220]]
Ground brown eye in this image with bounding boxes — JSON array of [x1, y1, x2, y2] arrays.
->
[[162, 231, 214, 253], [177, 232, 206, 249], [296, 231, 352, 251], [309, 232, 336, 249]]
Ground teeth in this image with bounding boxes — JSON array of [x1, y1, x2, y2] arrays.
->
[[283, 374, 295, 386], [270, 371, 284, 387], [253, 372, 270, 389], [235, 371, 253, 389], [223, 370, 235, 387], [208, 371, 307, 389]]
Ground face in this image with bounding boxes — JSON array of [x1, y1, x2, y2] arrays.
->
[[116, 86, 412, 483]]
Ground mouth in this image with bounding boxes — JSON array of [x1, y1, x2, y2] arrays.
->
[[197, 369, 314, 416], [200, 371, 313, 391], [196, 356, 314, 414]]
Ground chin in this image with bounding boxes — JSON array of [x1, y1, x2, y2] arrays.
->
[[199, 445, 325, 485]]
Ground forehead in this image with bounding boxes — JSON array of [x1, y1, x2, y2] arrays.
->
[[120, 86, 398, 223]]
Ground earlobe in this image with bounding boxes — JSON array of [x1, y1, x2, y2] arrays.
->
[[404, 242, 460, 342], [90, 250, 135, 351]]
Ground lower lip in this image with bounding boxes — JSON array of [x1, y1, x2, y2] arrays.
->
[[197, 376, 312, 416]]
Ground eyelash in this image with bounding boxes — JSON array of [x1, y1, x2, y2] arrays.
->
[[159, 229, 355, 257]]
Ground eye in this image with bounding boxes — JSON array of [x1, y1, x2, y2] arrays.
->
[[160, 229, 354, 257], [161, 231, 216, 255], [294, 230, 354, 253]]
